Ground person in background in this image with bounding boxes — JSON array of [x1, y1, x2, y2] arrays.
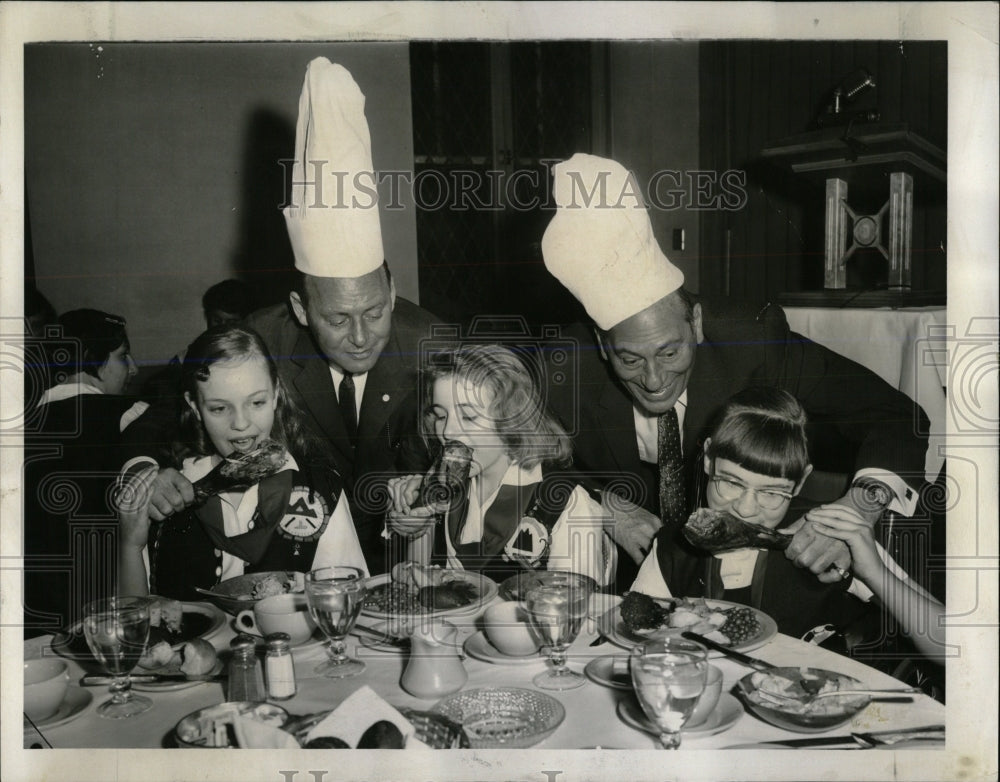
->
[[387, 344, 616, 588], [22, 309, 149, 636], [202, 278, 258, 328], [541, 153, 931, 593], [126, 59, 438, 576], [117, 324, 366, 600], [631, 386, 944, 661]]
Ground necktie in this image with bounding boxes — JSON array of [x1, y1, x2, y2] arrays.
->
[[339, 372, 358, 446], [657, 407, 686, 529]]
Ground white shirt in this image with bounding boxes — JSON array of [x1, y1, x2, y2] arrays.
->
[[328, 366, 368, 421], [634, 391, 688, 464], [141, 452, 368, 587], [443, 462, 616, 588], [37, 380, 149, 432]]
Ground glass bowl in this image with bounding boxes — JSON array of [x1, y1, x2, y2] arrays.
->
[[736, 667, 871, 733], [430, 686, 565, 748]]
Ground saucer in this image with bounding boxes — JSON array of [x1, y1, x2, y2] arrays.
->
[[464, 631, 545, 666], [232, 619, 324, 652], [133, 660, 224, 692], [26, 686, 93, 729], [584, 655, 632, 690], [617, 693, 743, 738]]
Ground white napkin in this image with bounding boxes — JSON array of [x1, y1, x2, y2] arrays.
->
[[304, 685, 429, 749], [232, 716, 300, 749]]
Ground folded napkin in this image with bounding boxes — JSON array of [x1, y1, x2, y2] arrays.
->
[[305, 685, 429, 749], [232, 715, 300, 749]]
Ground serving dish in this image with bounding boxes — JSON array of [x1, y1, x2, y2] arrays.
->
[[361, 571, 497, 621], [735, 667, 872, 733], [430, 686, 564, 748]]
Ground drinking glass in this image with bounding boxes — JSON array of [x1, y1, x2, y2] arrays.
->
[[82, 596, 153, 719], [305, 566, 368, 678], [630, 637, 708, 749], [525, 572, 595, 690]]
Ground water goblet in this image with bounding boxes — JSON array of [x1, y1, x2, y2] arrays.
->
[[630, 637, 708, 749], [81, 596, 153, 719], [525, 572, 595, 690], [305, 566, 368, 678]]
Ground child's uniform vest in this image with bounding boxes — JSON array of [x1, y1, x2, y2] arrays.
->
[[655, 528, 880, 645], [150, 465, 342, 602], [431, 472, 575, 585]]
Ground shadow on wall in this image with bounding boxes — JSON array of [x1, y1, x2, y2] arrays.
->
[[230, 107, 298, 308]]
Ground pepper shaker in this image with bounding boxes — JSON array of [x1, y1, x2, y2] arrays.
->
[[227, 633, 265, 702]]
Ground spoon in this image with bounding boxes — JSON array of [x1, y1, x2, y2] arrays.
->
[[759, 686, 922, 704]]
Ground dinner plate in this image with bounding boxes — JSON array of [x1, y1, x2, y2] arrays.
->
[[596, 597, 777, 655], [583, 655, 632, 690], [51, 601, 227, 666], [25, 686, 93, 730], [617, 693, 743, 738], [133, 660, 225, 693], [361, 572, 498, 621], [464, 631, 546, 666]]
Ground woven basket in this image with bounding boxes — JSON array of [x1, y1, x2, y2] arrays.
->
[[289, 707, 469, 749]]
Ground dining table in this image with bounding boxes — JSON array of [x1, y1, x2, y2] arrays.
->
[[23, 595, 944, 753]]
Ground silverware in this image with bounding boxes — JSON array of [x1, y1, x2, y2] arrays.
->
[[759, 686, 922, 705], [723, 724, 945, 749], [80, 672, 225, 686], [589, 634, 609, 647], [681, 631, 774, 671]]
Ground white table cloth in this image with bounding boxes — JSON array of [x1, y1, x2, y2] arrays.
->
[[784, 306, 947, 481], [23, 600, 944, 751]]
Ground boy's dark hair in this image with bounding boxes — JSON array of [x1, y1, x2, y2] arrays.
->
[[706, 386, 810, 483], [55, 309, 129, 378], [202, 279, 258, 319]]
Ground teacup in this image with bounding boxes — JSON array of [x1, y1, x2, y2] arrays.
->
[[686, 664, 724, 728], [236, 593, 316, 645], [24, 659, 70, 722], [483, 600, 541, 657]]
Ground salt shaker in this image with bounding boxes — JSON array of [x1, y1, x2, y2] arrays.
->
[[264, 632, 297, 700], [227, 633, 265, 702]]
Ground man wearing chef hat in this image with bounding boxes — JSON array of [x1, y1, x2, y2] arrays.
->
[[542, 153, 930, 593], [145, 59, 438, 575]]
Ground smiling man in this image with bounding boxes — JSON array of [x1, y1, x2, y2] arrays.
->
[[542, 154, 930, 593], [141, 59, 437, 575]]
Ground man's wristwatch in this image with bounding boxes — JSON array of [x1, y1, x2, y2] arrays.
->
[[850, 478, 894, 514]]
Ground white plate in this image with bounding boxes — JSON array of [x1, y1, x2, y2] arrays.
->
[[361, 572, 498, 620], [52, 601, 227, 663], [617, 692, 743, 738], [597, 597, 777, 655], [464, 631, 546, 666], [133, 660, 224, 692], [26, 686, 93, 730], [583, 655, 632, 690]]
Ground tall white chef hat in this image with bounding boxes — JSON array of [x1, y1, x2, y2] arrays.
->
[[283, 58, 384, 278], [541, 153, 684, 330]]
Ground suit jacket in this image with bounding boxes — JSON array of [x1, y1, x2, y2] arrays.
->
[[548, 296, 931, 519], [245, 298, 440, 574]]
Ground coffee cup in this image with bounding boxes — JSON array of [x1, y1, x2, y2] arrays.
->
[[236, 593, 316, 645], [24, 659, 70, 722], [687, 664, 724, 727], [483, 600, 541, 657]]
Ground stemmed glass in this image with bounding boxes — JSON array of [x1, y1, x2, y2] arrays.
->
[[81, 596, 153, 719], [630, 637, 708, 749], [305, 566, 368, 678], [525, 572, 596, 690]]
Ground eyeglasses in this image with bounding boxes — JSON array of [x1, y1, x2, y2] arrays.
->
[[708, 475, 793, 511]]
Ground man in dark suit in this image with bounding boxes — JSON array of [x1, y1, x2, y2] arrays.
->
[[135, 59, 438, 575], [542, 154, 929, 591]]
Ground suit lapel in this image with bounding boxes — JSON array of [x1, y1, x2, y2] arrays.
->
[[358, 329, 408, 447], [596, 374, 643, 474], [289, 329, 353, 466]]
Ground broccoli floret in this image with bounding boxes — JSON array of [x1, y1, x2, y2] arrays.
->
[[620, 591, 669, 632]]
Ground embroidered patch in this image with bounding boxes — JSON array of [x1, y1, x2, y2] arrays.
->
[[503, 515, 551, 566], [276, 486, 330, 543]]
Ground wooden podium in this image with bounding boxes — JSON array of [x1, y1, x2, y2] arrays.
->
[[760, 123, 945, 297]]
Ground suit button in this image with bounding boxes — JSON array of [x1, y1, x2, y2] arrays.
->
[[214, 565, 222, 577]]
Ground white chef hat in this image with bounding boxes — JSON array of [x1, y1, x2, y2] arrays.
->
[[541, 153, 684, 330], [283, 58, 384, 278]]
